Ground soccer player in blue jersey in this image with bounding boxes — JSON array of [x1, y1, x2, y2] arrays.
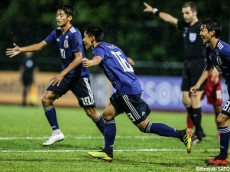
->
[[5, 4, 104, 146], [82, 24, 192, 162], [191, 18, 230, 166]]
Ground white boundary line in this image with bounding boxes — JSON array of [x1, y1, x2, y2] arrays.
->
[[0, 136, 219, 153], [0, 149, 219, 153], [0, 135, 215, 140]]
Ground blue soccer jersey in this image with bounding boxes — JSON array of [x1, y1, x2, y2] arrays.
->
[[45, 26, 90, 78], [92, 42, 142, 95], [206, 40, 230, 85]]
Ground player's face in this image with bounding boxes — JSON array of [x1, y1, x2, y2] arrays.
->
[[200, 25, 212, 44], [83, 32, 93, 49], [56, 10, 71, 27], [182, 7, 196, 24]]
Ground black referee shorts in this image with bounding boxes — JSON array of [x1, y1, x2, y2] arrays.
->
[[181, 59, 206, 91]]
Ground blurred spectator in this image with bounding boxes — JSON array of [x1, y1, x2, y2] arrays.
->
[[20, 52, 38, 106]]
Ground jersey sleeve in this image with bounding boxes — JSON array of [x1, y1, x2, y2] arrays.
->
[[206, 48, 214, 69], [93, 47, 105, 60], [44, 30, 57, 44], [69, 31, 84, 53], [177, 19, 187, 31], [221, 47, 230, 62]]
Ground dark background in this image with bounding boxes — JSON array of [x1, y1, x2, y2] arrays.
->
[[1, 0, 229, 76]]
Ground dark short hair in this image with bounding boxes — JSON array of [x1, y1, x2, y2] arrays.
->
[[58, 4, 75, 17], [84, 24, 104, 42], [201, 18, 222, 38], [182, 2, 197, 13]]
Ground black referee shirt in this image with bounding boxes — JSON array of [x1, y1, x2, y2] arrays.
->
[[177, 19, 205, 61]]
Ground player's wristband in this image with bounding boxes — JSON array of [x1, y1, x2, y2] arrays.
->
[[153, 8, 160, 16]]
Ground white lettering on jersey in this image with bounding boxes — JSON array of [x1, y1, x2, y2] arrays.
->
[[81, 78, 95, 106], [127, 113, 135, 122], [111, 51, 134, 72], [59, 48, 66, 59], [81, 96, 94, 106], [223, 101, 230, 113]]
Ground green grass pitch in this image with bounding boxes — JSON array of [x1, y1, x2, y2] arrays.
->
[[0, 105, 227, 171]]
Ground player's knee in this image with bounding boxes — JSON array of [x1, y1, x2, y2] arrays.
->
[[136, 120, 148, 132], [216, 118, 223, 126], [216, 115, 227, 126], [41, 95, 51, 107], [84, 107, 98, 121], [138, 126, 146, 132], [103, 113, 114, 121]]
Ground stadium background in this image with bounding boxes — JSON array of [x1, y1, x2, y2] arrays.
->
[[0, 0, 230, 111]]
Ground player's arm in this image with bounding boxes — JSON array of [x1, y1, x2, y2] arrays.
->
[[143, 2, 178, 26], [50, 52, 82, 86], [6, 41, 47, 58], [210, 67, 220, 84], [82, 56, 102, 67], [190, 66, 213, 95]]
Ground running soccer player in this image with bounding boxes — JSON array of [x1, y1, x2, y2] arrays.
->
[[5, 4, 104, 146], [82, 24, 192, 162], [191, 18, 230, 166]]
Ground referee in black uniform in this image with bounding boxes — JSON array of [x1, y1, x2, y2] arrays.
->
[[144, 1, 205, 143]]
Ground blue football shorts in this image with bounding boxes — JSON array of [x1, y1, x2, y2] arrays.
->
[[110, 92, 151, 124], [221, 86, 230, 117], [47, 76, 96, 108]]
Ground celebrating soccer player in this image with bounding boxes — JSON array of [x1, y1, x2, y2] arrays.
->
[[191, 18, 230, 166], [82, 24, 192, 162], [5, 4, 104, 146]]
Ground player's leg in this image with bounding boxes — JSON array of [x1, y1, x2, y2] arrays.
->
[[41, 77, 72, 146], [205, 113, 229, 166], [121, 94, 192, 153], [88, 102, 117, 162], [190, 90, 204, 143], [189, 59, 206, 144], [181, 65, 194, 130], [213, 80, 222, 138], [22, 84, 29, 106], [214, 105, 222, 138], [212, 89, 222, 139], [72, 77, 104, 135], [41, 90, 64, 146], [84, 106, 104, 134], [182, 91, 194, 129]]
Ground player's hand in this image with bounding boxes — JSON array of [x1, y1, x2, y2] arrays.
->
[[190, 85, 200, 96], [5, 43, 21, 58], [127, 57, 135, 66], [82, 58, 93, 67], [50, 73, 64, 86], [143, 2, 154, 13]]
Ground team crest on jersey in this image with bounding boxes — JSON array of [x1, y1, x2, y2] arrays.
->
[[189, 33, 197, 42], [216, 56, 223, 65], [64, 40, 69, 48]]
